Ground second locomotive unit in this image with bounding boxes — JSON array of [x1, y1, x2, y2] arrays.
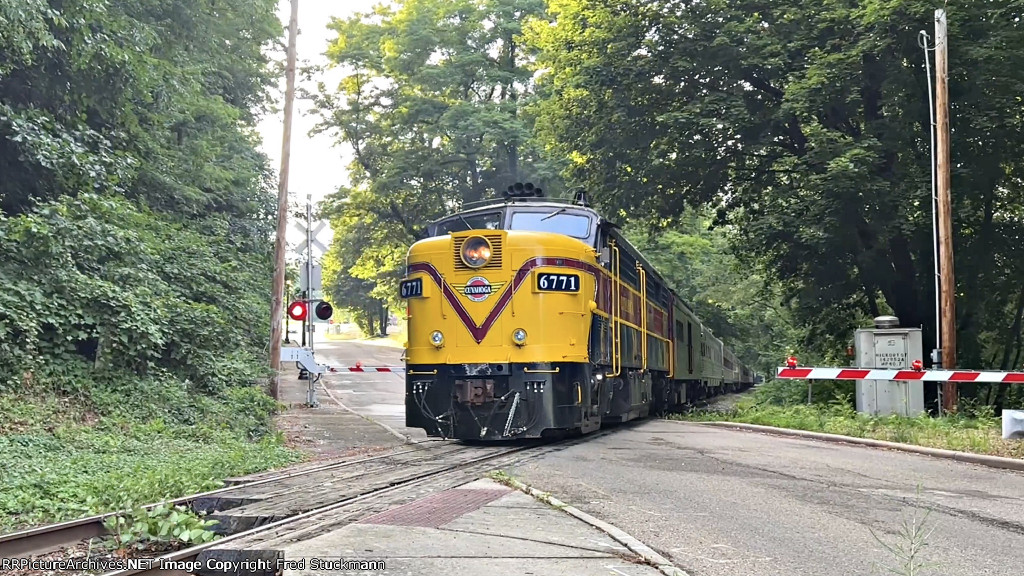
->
[[401, 183, 756, 441]]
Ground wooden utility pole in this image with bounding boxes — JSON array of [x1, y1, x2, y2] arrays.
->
[[269, 0, 299, 401], [935, 9, 958, 412]]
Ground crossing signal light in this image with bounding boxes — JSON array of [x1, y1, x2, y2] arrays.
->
[[287, 301, 308, 322], [314, 301, 333, 321]]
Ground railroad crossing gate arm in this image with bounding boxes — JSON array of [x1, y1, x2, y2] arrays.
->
[[776, 366, 1024, 383], [280, 347, 328, 375]]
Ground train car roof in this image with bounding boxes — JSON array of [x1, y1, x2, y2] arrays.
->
[[422, 194, 751, 372], [432, 195, 702, 322], [439, 196, 603, 219], [430, 196, 750, 370]]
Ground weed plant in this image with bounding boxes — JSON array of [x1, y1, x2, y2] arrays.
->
[[869, 486, 938, 575], [0, 370, 302, 533]]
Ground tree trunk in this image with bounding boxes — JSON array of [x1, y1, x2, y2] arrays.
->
[[999, 286, 1024, 369], [994, 286, 1024, 413]]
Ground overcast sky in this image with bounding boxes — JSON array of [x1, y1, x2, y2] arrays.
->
[[256, 0, 380, 252]]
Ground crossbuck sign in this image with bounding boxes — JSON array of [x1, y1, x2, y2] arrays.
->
[[292, 220, 329, 257]]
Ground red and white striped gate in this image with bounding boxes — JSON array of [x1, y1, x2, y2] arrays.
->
[[329, 361, 406, 374], [777, 357, 1024, 383]]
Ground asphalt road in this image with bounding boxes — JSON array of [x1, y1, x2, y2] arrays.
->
[[509, 420, 1024, 576], [312, 342, 1024, 575]]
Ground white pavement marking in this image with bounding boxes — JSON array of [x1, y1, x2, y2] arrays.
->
[[630, 506, 664, 517]]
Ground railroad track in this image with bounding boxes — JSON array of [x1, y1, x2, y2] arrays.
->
[[0, 440, 454, 560], [1, 433, 594, 576], [98, 439, 563, 576], [4, 414, 676, 576]]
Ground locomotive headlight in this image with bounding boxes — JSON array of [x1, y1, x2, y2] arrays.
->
[[512, 328, 528, 346], [461, 236, 492, 268], [430, 330, 445, 348]]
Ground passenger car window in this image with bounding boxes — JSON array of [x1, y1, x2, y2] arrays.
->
[[509, 211, 591, 239]]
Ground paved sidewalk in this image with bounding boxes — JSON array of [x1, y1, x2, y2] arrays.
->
[[267, 362, 407, 465], [262, 478, 665, 576]]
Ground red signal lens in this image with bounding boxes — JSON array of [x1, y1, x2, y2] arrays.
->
[[912, 359, 923, 371], [287, 301, 307, 322], [786, 356, 798, 369]]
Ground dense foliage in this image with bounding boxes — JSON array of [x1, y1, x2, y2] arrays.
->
[[1, 0, 279, 392], [528, 0, 1024, 384], [624, 210, 809, 375], [312, 0, 842, 372], [314, 1, 1023, 411], [0, 0, 299, 528], [313, 0, 560, 319]]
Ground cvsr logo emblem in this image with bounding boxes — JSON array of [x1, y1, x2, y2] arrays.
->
[[462, 276, 493, 302]]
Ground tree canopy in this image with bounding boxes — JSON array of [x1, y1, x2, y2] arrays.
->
[[0, 0, 282, 394], [313, 0, 560, 313], [286, 0, 1024, 410], [528, 0, 1024, 382]]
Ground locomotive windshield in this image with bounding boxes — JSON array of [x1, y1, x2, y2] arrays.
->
[[433, 211, 502, 234], [427, 203, 595, 242], [508, 210, 591, 239]]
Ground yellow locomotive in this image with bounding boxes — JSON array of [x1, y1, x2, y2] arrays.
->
[[401, 183, 756, 440]]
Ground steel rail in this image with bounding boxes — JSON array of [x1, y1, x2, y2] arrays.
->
[[100, 442, 545, 576], [0, 441, 458, 559]]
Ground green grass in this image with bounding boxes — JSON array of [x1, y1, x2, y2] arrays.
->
[[674, 381, 1024, 460], [0, 381, 303, 533]]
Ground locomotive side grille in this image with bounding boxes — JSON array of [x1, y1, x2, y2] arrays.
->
[[453, 234, 503, 271]]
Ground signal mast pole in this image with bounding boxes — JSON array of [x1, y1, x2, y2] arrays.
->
[[269, 0, 299, 401], [306, 193, 315, 354], [935, 9, 958, 412]]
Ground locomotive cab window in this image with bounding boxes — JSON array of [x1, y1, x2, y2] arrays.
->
[[431, 211, 503, 235], [508, 209, 592, 239]]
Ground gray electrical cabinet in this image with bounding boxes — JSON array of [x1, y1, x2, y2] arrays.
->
[[853, 316, 925, 417]]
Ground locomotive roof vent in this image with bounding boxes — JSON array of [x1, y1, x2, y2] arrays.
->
[[503, 182, 544, 200], [873, 315, 900, 329]]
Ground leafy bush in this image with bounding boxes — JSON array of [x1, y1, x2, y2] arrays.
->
[[104, 504, 220, 552], [676, 383, 1022, 459], [0, 0, 298, 534], [0, 195, 272, 394], [0, 409, 300, 531]]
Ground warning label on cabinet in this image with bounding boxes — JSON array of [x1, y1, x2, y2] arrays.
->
[[874, 337, 909, 368]]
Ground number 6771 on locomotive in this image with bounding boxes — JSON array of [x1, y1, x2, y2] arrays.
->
[[400, 183, 756, 441]]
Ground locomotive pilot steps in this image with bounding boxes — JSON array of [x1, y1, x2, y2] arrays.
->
[[400, 183, 756, 441]]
